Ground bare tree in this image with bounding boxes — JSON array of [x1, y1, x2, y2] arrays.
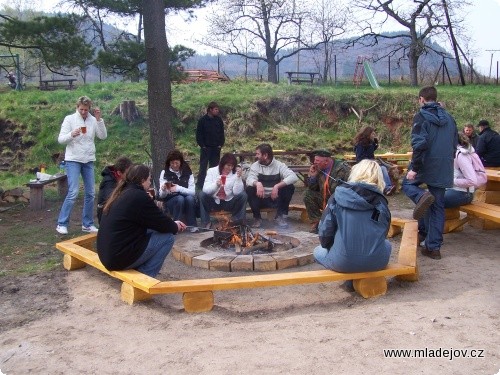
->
[[352, 0, 470, 86], [309, 0, 348, 83], [203, 0, 316, 83]]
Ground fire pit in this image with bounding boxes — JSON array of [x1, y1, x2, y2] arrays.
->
[[171, 224, 318, 272]]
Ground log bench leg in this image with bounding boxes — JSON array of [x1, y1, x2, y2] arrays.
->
[[29, 185, 45, 211], [182, 291, 214, 313], [395, 264, 420, 282], [63, 254, 86, 270], [353, 276, 387, 298], [121, 283, 152, 305]]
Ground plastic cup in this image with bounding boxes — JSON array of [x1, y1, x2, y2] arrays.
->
[[81, 126, 87, 134], [220, 175, 226, 185]]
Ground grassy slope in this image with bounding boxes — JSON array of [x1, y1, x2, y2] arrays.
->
[[0, 81, 499, 190]]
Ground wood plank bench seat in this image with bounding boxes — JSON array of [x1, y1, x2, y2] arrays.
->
[[56, 220, 418, 313], [26, 174, 68, 210]]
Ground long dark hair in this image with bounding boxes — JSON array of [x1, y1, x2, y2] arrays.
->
[[218, 153, 237, 174], [103, 164, 150, 214], [164, 149, 185, 172], [354, 126, 375, 147]]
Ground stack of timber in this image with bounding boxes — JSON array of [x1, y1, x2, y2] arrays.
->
[[181, 69, 230, 83]]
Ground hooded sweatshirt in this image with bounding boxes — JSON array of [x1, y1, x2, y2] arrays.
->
[[318, 182, 391, 272], [451, 145, 479, 193], [408, 102, 458, 188]]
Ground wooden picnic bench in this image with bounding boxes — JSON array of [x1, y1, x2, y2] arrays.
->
[[56, 219, 418, 313], [39, 78, 77, 91], [26, 174, 67, 211], [285, 72, 320, 85]]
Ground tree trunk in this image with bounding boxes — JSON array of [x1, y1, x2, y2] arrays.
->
[[142, 0, 174, 187], [119, 100, 139, 123], [408, 47, 419, 86], [267, 58, 278, 83]]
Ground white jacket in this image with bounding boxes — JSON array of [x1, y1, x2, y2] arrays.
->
[[202, 166, 244, 204], [58, 110, 107, 163]]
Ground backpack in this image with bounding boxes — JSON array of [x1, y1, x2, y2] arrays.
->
[[458, 150, 487, 188]]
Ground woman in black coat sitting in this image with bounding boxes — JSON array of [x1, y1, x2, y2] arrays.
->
[[97, 164, 186, 277]]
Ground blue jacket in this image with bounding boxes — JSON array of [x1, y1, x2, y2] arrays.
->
[[409, 102, 458, 188], [318, 182, 391, 272]]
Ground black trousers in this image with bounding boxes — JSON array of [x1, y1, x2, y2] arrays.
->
[[196, 146, 221, 189], [246, 184, 295, 218]]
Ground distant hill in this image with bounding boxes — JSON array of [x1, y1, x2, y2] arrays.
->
[[182, 33, 459, 83]]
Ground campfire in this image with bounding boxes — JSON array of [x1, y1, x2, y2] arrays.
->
[[209, 214, 294, 255]]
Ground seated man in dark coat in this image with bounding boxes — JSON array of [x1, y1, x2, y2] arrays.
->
[[476, 119, 500, 167]]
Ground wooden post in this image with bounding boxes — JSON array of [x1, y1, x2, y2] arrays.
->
[[183, 291, 214, 313], [121, 282, 152, 304], [353, 277, 387, 298]]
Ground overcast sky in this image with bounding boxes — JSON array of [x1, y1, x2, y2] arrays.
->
[[2, 0, 499, 75]]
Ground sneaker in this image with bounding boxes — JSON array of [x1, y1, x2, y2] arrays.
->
[[202, 222, 212, 230], [251, 218, 262, 228], [82, 225, 99, 233], [419, 240, 426, 248], [275, 215, 289, 228], [420, 247, 441, 260], [189, 227, 200, 233], [56, 225, 68, 235], [413, 192, 435, 220]]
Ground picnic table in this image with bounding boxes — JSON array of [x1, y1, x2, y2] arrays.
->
[[285, 72, 320, 85], [26, 174, 68, 210], [39, 78, 77, 91]]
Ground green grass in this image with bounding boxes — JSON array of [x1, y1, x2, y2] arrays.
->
[[0, 80, 499, 275], [1, 81, 499, 191]]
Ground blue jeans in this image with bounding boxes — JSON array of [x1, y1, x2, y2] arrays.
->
[[57, 161, 95, 228], [381, 165, 393, 189], [444, 189, 473, 208], [199, 191, 248, 225], [126, 230, 174, 277], [163, 194, 197, 226], [402, 178, 445, 251], [246, 184, 295, 218], [313, 240, 391, 273]]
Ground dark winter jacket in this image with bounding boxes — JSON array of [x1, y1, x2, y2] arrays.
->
[[318, 182, 391, 271], [476, 127, 500, 167], [196, 114, 225, 148], [354, 139, 378, 162], [97, 183, 178, 271], [97, 165, 119, 222], [409, 102, 458, 188]]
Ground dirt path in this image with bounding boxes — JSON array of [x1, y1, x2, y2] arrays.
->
[[1, 189, 499, 374]]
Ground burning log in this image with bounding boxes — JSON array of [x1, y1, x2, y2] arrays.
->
[[241, 241, 272, 255]]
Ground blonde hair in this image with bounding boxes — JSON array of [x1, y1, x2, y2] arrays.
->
[[348, 159, 385, 193], [76, 96, 92, 107]]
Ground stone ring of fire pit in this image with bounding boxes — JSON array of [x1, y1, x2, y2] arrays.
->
[[171, 231, 318, 272]]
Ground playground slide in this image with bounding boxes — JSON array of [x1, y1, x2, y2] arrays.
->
[[363, 61, 381, 89]]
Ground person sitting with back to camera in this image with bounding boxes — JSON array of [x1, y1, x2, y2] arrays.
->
[[97, 164, 186, 278], [199, 152, 247, 229], [313, 159, 392, 290], [245, 143, 299, 229], [96, 156, 133, 224], [353, 125, 396, 196], [158, 149, 198, 232]]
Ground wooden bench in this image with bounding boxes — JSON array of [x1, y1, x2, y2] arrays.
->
[[56, 219, 418, 313], [26, 174, 68, 210], [443, 202, 500, 233], [39, 78, 77, 91], [285, 71, 320, 85]]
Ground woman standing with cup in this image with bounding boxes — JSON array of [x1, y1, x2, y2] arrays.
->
[[56, 96, 107, 235]]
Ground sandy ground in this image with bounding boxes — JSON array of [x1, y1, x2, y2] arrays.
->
[[1, 188, 499, 375]]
